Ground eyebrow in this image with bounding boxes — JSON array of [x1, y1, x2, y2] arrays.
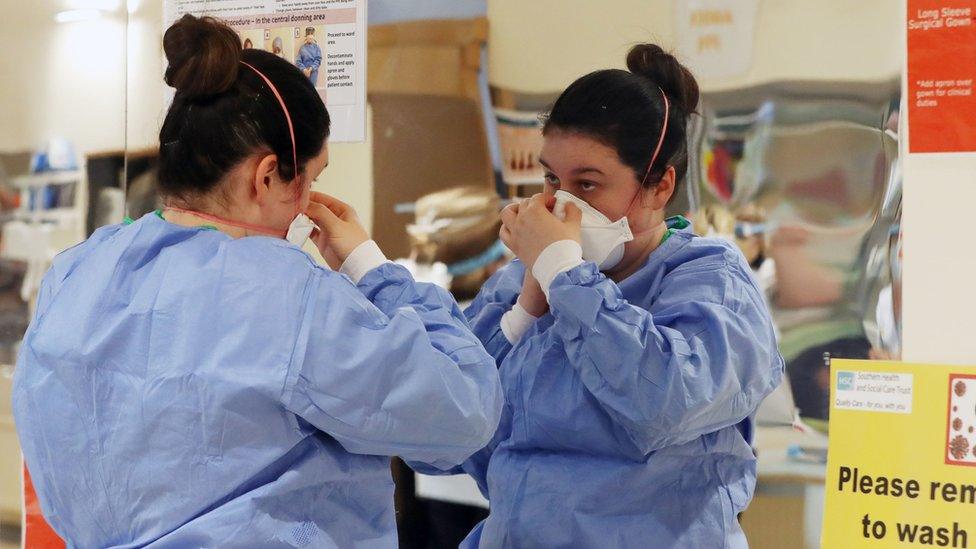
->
[[538, 158, 605, 176]]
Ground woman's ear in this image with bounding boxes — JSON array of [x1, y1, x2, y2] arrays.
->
[[645, 166, 676, 210], [251, 154, 279, 204]]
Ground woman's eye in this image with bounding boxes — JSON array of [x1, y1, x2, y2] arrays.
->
[[544, 173, 559, 188], [580, 181, 597, 192]]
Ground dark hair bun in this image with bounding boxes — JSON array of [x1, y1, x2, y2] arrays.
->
[[626, 43, 700, 115], [163, 14, 241, 99]]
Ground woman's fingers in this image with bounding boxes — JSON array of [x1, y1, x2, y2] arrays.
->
[[527, 193, 547, 210], [561, 202, 582, 227], [305, 200, 342, 231], [310, 191, 354, 219], [499, 223, 515, 253], [500, 203, 519, 227]]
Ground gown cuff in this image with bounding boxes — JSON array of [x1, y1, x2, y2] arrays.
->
[[500, 300, 540, 344], [340, 240, 390, 283], [531, 240, 584, 300]]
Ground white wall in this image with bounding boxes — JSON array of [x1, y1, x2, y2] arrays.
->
[[0, 2, 127, 156], [127, 0, 166, 152], [488, 0, 674, 94], [901, 152, 976, 364], [488, 0, 901, 93]]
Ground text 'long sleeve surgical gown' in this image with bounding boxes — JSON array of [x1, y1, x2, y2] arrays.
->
[[449, 219, 784, 548], [12, 212, 503, 548]]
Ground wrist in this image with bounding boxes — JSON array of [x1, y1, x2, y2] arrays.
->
[[531, 240, 584, 300], [337, 235, 370, 262], [339, 240, 389, 283], [500, 301, 539, 344], [517, 292, 547, 317]]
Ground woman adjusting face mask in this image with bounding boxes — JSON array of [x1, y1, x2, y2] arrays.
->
[[425, 44, 784, 549], [12, 15, 502, 548], [547, 88, 671, 270]]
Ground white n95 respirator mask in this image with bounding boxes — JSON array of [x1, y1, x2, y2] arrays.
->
[[552, 190, 634, 270], [286, 213, 316, 246]]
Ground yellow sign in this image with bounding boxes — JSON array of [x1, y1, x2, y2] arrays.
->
[[823, 360, 976, 548]]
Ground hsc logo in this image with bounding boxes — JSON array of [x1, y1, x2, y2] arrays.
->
[[838, 371, 856, 391]]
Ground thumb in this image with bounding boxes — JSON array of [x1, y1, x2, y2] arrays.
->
[[562, 202, 583, 227]]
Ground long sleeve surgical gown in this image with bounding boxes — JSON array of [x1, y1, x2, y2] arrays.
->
[[12, 212, 503, 548], [453, 217, 784, 548], [296, 42, 322, 86]]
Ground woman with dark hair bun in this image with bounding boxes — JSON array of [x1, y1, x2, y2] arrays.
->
[[12, 14, 502, 547], [423, 44, 784, 547]]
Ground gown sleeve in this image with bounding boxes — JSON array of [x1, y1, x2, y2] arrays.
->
[[282, 263, 503, 470], [543, 254, 784, 455]]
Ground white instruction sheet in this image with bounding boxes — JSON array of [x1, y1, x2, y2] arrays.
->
[[164, 0, 367, 142]]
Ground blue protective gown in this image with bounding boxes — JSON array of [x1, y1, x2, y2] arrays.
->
[[296, 41, 322, 86], [443, 217, 784, 548], [12, 212, 503, 548]]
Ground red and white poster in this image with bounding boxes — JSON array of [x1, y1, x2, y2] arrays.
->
[[907, 0, 976, 153]]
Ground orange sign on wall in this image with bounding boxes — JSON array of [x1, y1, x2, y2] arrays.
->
[[23, 464, 65, 549], [907, 0, 976, 153]]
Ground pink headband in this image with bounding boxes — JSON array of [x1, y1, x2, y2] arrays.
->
[[240, 61, 298, 184], [639, 88, 670, 187], [240, 61, 304, 219]]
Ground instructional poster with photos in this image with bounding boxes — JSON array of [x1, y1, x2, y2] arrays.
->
[[163, 0, 367, 142]]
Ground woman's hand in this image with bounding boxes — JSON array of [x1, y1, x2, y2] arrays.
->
[[498, 201, 521, 256], [518, 269, 548, 317], [501, 194, 581, 271], [305, 191, 369, 270]]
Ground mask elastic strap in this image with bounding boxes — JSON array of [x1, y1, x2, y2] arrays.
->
[[240, 61, 301, 217], [163, 206, 285, 237]]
